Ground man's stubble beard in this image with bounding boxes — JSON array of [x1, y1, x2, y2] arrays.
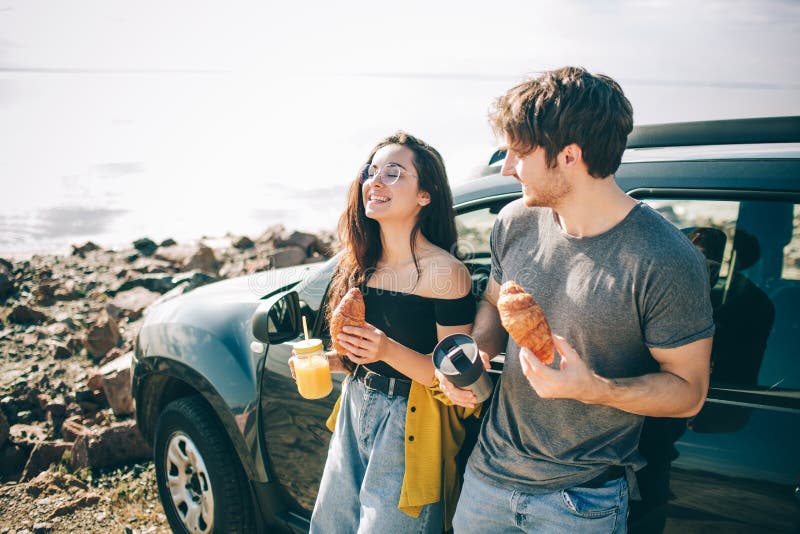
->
[[522, 168, 571, 209]]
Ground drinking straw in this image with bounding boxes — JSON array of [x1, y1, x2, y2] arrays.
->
[[302, 315, 309, 341]]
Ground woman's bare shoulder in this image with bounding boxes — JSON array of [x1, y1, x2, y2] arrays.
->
[[416, 248, 471, 299]]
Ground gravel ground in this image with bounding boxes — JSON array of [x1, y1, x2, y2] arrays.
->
[[0, 462, 168, 533]]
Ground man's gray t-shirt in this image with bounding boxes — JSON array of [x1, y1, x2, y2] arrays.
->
[[468, 199, 715, 494]]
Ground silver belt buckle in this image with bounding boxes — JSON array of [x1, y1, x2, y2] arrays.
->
[[362, 368, 379, 392], [388, 378, 396, 397]]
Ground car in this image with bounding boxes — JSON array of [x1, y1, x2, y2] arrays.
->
[[133, 116, 800, 534]]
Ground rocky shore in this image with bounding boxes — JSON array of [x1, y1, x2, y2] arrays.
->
[[0, 225, 336, 533]]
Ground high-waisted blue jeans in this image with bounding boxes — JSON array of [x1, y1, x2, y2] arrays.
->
[[310, 375, 444, 534]]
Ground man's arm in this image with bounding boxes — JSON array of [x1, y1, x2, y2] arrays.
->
[[519, 335, 712, 418], [472, 276, 508, 358]]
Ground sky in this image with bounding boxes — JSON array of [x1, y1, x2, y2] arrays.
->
[[0, 0, 799, 255]]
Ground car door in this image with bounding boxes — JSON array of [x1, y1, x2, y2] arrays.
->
[[258, 258, 343, 521], [630, 193, 800, 533]]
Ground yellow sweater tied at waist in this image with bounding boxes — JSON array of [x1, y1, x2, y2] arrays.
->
[[326, 373, 481, 530]]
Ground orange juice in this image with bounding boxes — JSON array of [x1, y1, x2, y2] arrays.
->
[[293, 339, 332, 399]]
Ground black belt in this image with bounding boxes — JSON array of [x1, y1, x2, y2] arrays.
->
[[574, 466, 626, 489], [353, 365, 411, 398]]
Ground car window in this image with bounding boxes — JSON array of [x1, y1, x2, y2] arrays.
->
[[455, 199, 516, 299], [642, 197, 799, 391], [781, 204, 800, 280], [455, 206, 497, 259]]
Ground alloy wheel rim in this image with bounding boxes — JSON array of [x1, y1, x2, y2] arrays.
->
[[165, 432, 215, 533]]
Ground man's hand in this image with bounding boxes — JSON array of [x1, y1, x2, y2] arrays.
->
[[518, 335, 603, 403]]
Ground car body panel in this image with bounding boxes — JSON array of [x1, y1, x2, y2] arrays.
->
[[134, 265, 325, 484], [134, 130, 800, 532]]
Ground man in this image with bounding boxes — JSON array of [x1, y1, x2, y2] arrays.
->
[[437, 67, 714, 533]]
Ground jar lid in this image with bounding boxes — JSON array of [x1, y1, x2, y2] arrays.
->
[[293, 338, 324, 354]]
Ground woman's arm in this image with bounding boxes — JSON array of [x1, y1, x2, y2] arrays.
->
[[336, 322, 473, 387]]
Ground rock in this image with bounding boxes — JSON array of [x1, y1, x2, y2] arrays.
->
[[52, 279, 82, 301], [83, 310, 120, 361], [218, 260, 245, 278], [63, 335, 84, 354], [233, 236, 255, 250], [244, 258, 271, 274], [14, 410, 33, 424], [71, 420, 152, 469], [184, 245, 219, 275], [45, 322, 71, 337], [8, 305, 48, 325], [74, 388, 106, 407], [33, 281, 59, 305], [269, 246, 307, 268], [21, 440, 72, 481], [71, 242, 100, 255], [159, 238, 177, 247], [61, 417, 89, 443], [0, 260, 14, 298], [133, 237, 158, 257], [256, 224, 286, 245], [22, 332, 39, 347], [112, 273, 176, 295], [274, 230, 318, 253], [45, 397, 66, 419], [86, 369, 104, 392], [36, 393, 51, 411], [9, 423, 47, 446], [174, 270, 217, 291], [87, 353, 135, 416], [0, 442, 29, 478], [106, 287, 159, 320], [154, 244, 196, 264], [50, 343, 71, 360], [32, 522, 53, 534], [48, 492, 101, 519], [97, 350, 133, 376], [100, 366, 134, 417], [0, 410, 8, 448], [0, 396, 18, 423]]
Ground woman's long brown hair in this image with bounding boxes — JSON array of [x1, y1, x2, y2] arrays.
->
[[326, 131, 458, 324]]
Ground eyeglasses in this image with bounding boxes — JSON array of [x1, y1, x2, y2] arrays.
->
[[359, 163, 416, 186]]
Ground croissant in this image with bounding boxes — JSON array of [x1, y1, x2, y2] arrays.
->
[[330, 287, 366, 355], [497, 281, 555, 364]]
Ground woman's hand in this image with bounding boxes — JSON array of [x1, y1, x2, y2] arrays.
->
[[435, 370, 480, 409], [336, 323, 391, 365], [326, 350, 349, 373]]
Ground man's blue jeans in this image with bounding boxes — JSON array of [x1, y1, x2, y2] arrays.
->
[[453, 465, 629, 533]]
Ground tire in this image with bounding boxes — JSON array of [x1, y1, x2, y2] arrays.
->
[[154, 396, 255, 534]]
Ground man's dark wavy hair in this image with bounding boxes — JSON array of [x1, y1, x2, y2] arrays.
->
[[490, 66, 634, 178]]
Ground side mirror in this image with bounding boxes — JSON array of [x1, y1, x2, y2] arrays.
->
[[252, 291, 301, 344]]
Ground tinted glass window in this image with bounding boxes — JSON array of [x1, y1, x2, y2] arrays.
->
[[455, 200, 515, 299], [455, 206, 497, 258], [643, 198, 799, 391]]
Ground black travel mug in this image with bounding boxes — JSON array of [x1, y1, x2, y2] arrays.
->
[[433, 333, 494, 403]]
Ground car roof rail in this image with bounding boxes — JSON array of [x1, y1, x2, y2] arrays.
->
[[485, 116, 800, 166], [627, 116, 800, 149]]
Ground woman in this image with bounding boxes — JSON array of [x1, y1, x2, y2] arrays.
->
[[309, 131, 477, 533]]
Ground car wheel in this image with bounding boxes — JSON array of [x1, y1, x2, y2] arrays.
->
[[154, 396, 255, 534]]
